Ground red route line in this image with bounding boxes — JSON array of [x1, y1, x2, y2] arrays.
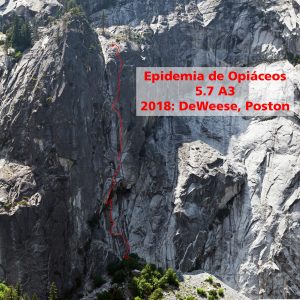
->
[[104, 43, 130, 260]]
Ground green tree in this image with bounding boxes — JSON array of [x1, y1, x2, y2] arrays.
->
[[100, 11, 107, 34], [196, 287, 207, 297], [0, 283, 10, 299], [20, 21, 31, 49], [10, 15, 21, 48], [65, 0, 78, 10], [48, 282, 58, 300], [15, 282, 22, 299], [133, 264, 179, 298], [3, 286, 17, 300], [31, 293, 38, 300], [6, 15, 32, 52], [149, 288, 163, 300]]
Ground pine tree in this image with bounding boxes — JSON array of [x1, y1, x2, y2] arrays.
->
[[100, 11, 107, 35], [5, 15, 32, 52], [23, 294, 30, 300], [16, 282, 22, 299], [20, 21, 31, 50], [66, 0, 78, 10], [48, 282, 58, 300], [10, 15, 21, 49], [0, 16, 3, 32], [31, 293, 38, 300], [5, 287, 17, 300]]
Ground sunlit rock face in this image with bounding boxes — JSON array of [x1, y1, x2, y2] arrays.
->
[[0, 0, 61, 18]]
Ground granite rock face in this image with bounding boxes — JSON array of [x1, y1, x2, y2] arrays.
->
[[164, 272, 250, 300], [91, 1, 300, 299], [0, 0, 61, 18], [0, 0, 299, 299], [0, 159, 41, 213], [0, 14, 112, 298], [173, 141, 246, 272]]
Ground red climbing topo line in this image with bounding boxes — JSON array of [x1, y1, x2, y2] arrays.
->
[[104, 43, 130, 260]]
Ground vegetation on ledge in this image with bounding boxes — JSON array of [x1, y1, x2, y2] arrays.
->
[[0, 281, 58, 300], [96, 253, 180, 300], [5, 15, 32, 52], [287, 51, 300, 66]]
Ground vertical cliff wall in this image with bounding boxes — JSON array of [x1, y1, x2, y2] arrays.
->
[[0, 14, 110, 298]]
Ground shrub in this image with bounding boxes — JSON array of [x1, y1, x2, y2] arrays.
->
[[206, 289, 219, 300], [65, 0, 78, 10], [212, 282, 221, 289], [0, 283, 17, 299], [122, 253, 141, 270], [107, 255, 142, 284], [175, 293, 184, 300], [208, 289, 217, 297], [185, 296, 196, 300], [46, 97, 53, 104], [175, 294, 197, 300], [0, 282, 10, 295], [128, 253, 140, 260], [129, 278, 139, 296], [132, 264, 180, 298], [48, 16, 56, 24], [197, 287, 207, 297], [108, 287, 125, 300], [205, 276, 214, 284], [149, 288, 163, 300], [69, 7, 84, 16], [93, 274, 105, 288], [218, 288, 224, 297], [107, 260, 122, 275], [162, 268, 179, 287], [97, 288, 125, 300], [96, 291, 110, 300], [133, 276, 153, 297], [13, 50, 23, 61], [19, 200, 29, 206], [287, 52, 300, 66], [112, 269, 127, 284], [134, 297, 142, 300]]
